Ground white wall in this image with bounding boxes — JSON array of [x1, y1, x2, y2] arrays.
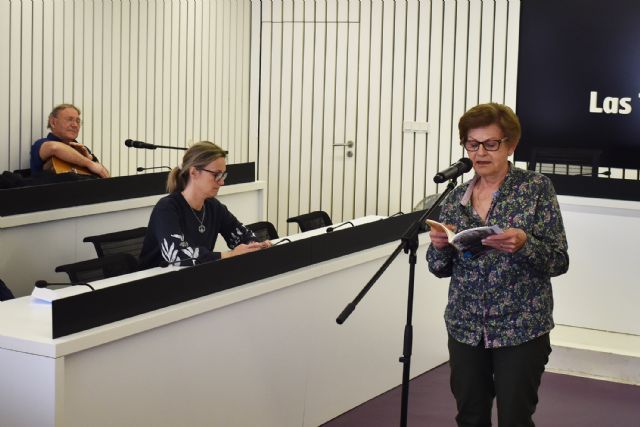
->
[[251, 0, 521, 234], [553, 197, 640, 336], [0, 0, 253, 175]]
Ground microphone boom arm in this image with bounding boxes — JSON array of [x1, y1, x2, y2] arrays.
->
[[125, 139, 187, 151], [153, 144, 187, 151]]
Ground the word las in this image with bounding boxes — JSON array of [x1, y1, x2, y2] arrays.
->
[[589, 91, 632, 114]]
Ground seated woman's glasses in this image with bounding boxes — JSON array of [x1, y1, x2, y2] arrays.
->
[[199, 168, 228, 182]]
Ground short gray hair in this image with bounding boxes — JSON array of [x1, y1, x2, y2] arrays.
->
[[47, 104, 81, 129]]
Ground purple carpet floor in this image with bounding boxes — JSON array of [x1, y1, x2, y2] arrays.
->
[[322, 363, 640, 426]]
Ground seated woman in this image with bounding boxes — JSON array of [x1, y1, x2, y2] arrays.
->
[[138, 141, 269, 269]]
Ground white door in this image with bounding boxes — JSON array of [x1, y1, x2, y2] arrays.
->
[[255, 1, 360, 234]]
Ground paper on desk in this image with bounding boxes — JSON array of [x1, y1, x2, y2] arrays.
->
[[31, 285, 90, 303]]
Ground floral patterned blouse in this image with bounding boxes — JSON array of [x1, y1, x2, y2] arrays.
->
[[426, 164, 569, 348], [138, 192, 256, 269]]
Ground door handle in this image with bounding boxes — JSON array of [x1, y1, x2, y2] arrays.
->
[[332, 141, 354, 148]]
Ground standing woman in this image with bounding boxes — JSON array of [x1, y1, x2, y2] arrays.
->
[[427, 103, 569, 426], [139, 141, 268, 269]]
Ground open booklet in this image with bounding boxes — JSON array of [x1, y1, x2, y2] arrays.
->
[[426, 219, 503, 258]]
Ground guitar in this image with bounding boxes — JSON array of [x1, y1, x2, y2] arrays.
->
[[44, 157, 94, 176]]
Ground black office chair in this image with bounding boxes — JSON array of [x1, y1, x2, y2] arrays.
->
[[0, 171, 27, 189], [286, 210, 332, 232], [0, 278, 15, 301], [413, 193, 442, 220], [12, 168, 31, 178], [83, 227, 147, 259], [245, 221, 279, 242], [55, 253, 139, 283]]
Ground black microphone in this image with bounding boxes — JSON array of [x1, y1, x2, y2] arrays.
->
[[35, 280, 95, 291], [125, 139, 157, 150], [272, 238, 292, 246], [433, 158, 473, 183], [326, 221, 355, 233], [137, 166, 172, 172]]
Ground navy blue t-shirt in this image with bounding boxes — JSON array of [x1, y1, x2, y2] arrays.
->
[[138, 192, 256, 269]]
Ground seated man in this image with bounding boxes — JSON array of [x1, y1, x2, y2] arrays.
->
[[30, 104, 110, 178]]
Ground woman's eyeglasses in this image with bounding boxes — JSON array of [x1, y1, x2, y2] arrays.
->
[[199, 168, 228, 182], [461, 138, 507, 152]]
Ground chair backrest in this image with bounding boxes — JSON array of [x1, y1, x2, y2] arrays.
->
[[527, 147, 602, 177], [83, 227, 147, 259], [286, 210, 332, 232], [12, 168, 31, 178], [245, 221, 279, 242], [0, 278, 15, 301], [413, 193, 442, 220], [55, 253, 139, 283]]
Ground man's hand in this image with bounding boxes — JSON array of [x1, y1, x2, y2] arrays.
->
[[87, 161, 110, 178], [68, 141, 92, 159]]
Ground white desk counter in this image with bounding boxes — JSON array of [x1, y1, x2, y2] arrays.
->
[[0, 232, 449, 427], [0, 181, 266, 297]]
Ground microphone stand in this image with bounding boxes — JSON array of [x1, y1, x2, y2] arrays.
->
[[152, 144, 187, 151], [336, 179, 458, 427]]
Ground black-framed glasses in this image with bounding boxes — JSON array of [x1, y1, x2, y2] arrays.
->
[[461, 137, 507, 152], [199, 168, 228, 182]]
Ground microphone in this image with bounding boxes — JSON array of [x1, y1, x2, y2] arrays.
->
[[137, 166, 172, 172], [433, 158, 473, 183], [35, 280, 95, 291], [326, 221, 355, 233], [272, 238, 292, 246], [125, 139, 157, 150]]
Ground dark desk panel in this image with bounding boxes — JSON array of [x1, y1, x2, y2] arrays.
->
[[52, 211, 426, 338], [547, 173, 640, 202], [0, 162, 255, 216]]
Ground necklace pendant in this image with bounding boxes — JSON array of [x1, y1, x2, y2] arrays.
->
[[198, 224, 206, 234]]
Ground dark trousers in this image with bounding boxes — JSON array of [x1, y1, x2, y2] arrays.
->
[[448, 333, 551, 427]]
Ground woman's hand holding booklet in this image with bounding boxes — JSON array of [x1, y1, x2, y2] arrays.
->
[[426, 219, 503, 258]]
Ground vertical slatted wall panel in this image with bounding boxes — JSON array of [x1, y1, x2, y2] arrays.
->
[[252, 0, 521, 235], [0, 1, 10, 172], [0, 0, 252, 175]]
